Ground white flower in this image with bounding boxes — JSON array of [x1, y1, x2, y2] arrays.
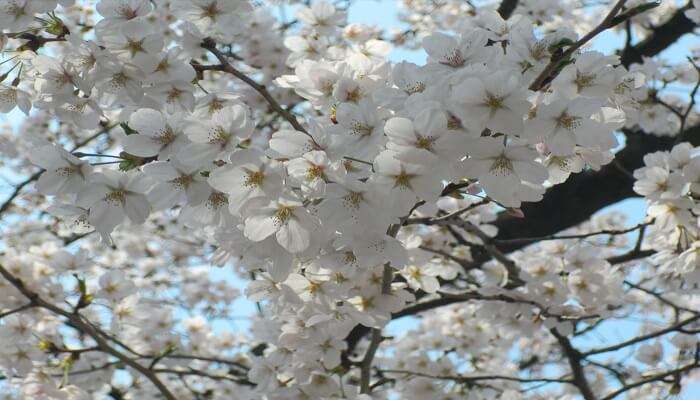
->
[[146, 81, 196, 113], [32, 55, 84, 97], [276, 60, 341, 108], [178, 188, 233, 228], [207, 149, 284, 214], [269, 124, 329, 159], [0, 0, 54, 31], [0, 84, 31, 115], [287, 150, 340, 195], [142, 48, 196, 84], [372, 151, 443, 212], [423, 30, 490, 71], [551, 52, 617, 99], [296, 0, 346, 35], [98, 270, 136, 302], [385, 108, 465, 166], [450, 70, 530, 135], [463, 137, 548, 205], [29, 145, 92, 195], [331, 98, 387, 160], [96, 62, 145, 103], [242, 195, 318, 256], [633, 166, 689, 200], [142, 160, 209, 210], [171, 0, 252, 39], [76, 170, 151, 239], [56, 96, 102, 129], [124, 108, 187, 159], [401, 264, 440, 293], [95, 0, 152, 27], [179, 104, 254, 167], [525, 98, 616, 155], [98, 20, 164, 67]]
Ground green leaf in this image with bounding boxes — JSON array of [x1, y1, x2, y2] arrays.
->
[[118, 159, 138, 171], [73, 274, 87, 295]]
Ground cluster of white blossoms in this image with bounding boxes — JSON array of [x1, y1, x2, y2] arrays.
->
[[634, 142, 700, 286], [1, 0, 700, 399]]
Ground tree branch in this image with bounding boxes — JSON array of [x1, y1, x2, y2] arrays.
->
[[529, 0, 629, 91], [199, 39, 309, 134], [550, 329, 597, 400], [0, 264, 178, 400], [620, 2, 696, 67], [582, 314, 700, 356]]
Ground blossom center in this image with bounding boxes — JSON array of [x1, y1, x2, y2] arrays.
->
[[117, 5, 138, 20], [155, 127, 176, 145], [489, 155, 514, 176], [575, 72, 596, 91], [171, 175, 193, 189], [415, 135, 435, 151], [208, 126, 230, 145], [200, 2, 222, 20], [556, 113, 581, 131], [343, 191, 364, 210], [484, 93, 504, 110], [206, 192, 228, 210], [393, 170, 415, 189], [441, 49, 465, 68], [306, 164, 326, 181], [244, 170, 265, 188], [351, 122, 373, 137], [274, 206, 294, 226], [105, 189, 126, 206]]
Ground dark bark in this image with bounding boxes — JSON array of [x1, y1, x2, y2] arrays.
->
[[494, 126, 700, 254], [551, 329, 597, 400], [620, 3, 696, 67], [497, 0, 519, 20]]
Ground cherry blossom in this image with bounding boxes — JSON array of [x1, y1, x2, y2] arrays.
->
[[0, 0, 699, 399]]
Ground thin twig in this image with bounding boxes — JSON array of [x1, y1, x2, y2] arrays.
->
[[199, 39, 310, 135], [529, 0, 628, 91], [0, 264, 178, 400]]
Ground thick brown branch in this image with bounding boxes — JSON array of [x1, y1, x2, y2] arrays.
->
[[620, 2, 696, 67], [493, 125, 700, 256]]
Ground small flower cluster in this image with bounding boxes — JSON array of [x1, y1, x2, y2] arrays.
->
[[634, 142, 700, 287]]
